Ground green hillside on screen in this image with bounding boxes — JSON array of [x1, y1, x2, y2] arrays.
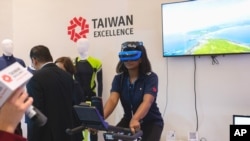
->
[[192, 39, 250, 54]]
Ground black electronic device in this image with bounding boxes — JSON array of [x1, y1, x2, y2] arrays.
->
[[233, 115, 250, 125], [25, 105, 47, 127], [73, 105, 108, 130], [66, 97, 143, 141]]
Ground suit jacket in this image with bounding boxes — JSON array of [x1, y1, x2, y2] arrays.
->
[[0, 130, 26, 141], [26, 63, 81, 141]]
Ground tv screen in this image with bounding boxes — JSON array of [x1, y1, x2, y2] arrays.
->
[[161, 0, 250, 57], [233, 115, 250, 125]]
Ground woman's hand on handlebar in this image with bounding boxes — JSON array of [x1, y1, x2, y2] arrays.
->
[[129, 118, 141, 134]]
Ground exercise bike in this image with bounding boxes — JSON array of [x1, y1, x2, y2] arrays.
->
[[66, 97, 143, 141]]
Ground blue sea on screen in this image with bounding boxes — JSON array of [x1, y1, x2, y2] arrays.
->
[[163, 21, 250, 56]]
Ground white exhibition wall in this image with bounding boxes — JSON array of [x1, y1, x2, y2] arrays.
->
[[0, 0, 12, 52], [1, 0, 250, 141]]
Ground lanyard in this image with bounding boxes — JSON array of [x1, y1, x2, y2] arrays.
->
[[127, 78, 134, 116]]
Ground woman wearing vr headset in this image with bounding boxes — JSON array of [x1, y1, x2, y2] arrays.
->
[[103, 41, 164, 141]]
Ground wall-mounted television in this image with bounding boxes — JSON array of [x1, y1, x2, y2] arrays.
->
[[233, 115, 250, 125], [161, 0, 250, 57]]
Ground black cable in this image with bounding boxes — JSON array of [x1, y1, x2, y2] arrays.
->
[[163, 58, 169, 116], [211, 55, 219, 65], [193, 56, 199, 132]]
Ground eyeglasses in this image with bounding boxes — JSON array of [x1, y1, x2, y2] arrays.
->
[[121, 41, 143, 51]]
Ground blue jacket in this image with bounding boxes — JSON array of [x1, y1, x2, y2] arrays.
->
[[0, 54, 26, 70]]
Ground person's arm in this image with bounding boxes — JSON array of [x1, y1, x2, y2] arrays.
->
[[0, 87, 33, 140], [129, 94, 155, 133], [103, 92, 120, 119], [130, 72, 158, 134]]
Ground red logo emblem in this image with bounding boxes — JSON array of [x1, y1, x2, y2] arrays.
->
[[67, 17, 89, 42], [1, 74, 12, 83], [152, 87, 157, 93]]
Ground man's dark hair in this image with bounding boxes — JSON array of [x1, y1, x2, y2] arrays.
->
[[116, 43, 152, 74], [30, 45, 53, 62]]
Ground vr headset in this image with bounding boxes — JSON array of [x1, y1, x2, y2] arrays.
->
[[119, 51, 142, 62], [119, 41, 143, 62]]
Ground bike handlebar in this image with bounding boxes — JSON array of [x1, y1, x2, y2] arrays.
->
[[66, 126, 85, 135], [112, 130, 142, 140], [105, 125, 143, 141], [66, 124, 142, 141]]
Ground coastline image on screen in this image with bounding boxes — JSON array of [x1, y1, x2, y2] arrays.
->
[[161, 0, 250, 57], [233, 115, 250, 125]]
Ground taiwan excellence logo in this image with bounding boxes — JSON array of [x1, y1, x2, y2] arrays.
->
[[67, 17, 89, 42]]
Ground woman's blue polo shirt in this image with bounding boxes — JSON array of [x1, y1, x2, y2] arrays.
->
[[111, 72, 163, 126]]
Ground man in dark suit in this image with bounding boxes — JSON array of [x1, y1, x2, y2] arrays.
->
[[26, 45, 82, 141]]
